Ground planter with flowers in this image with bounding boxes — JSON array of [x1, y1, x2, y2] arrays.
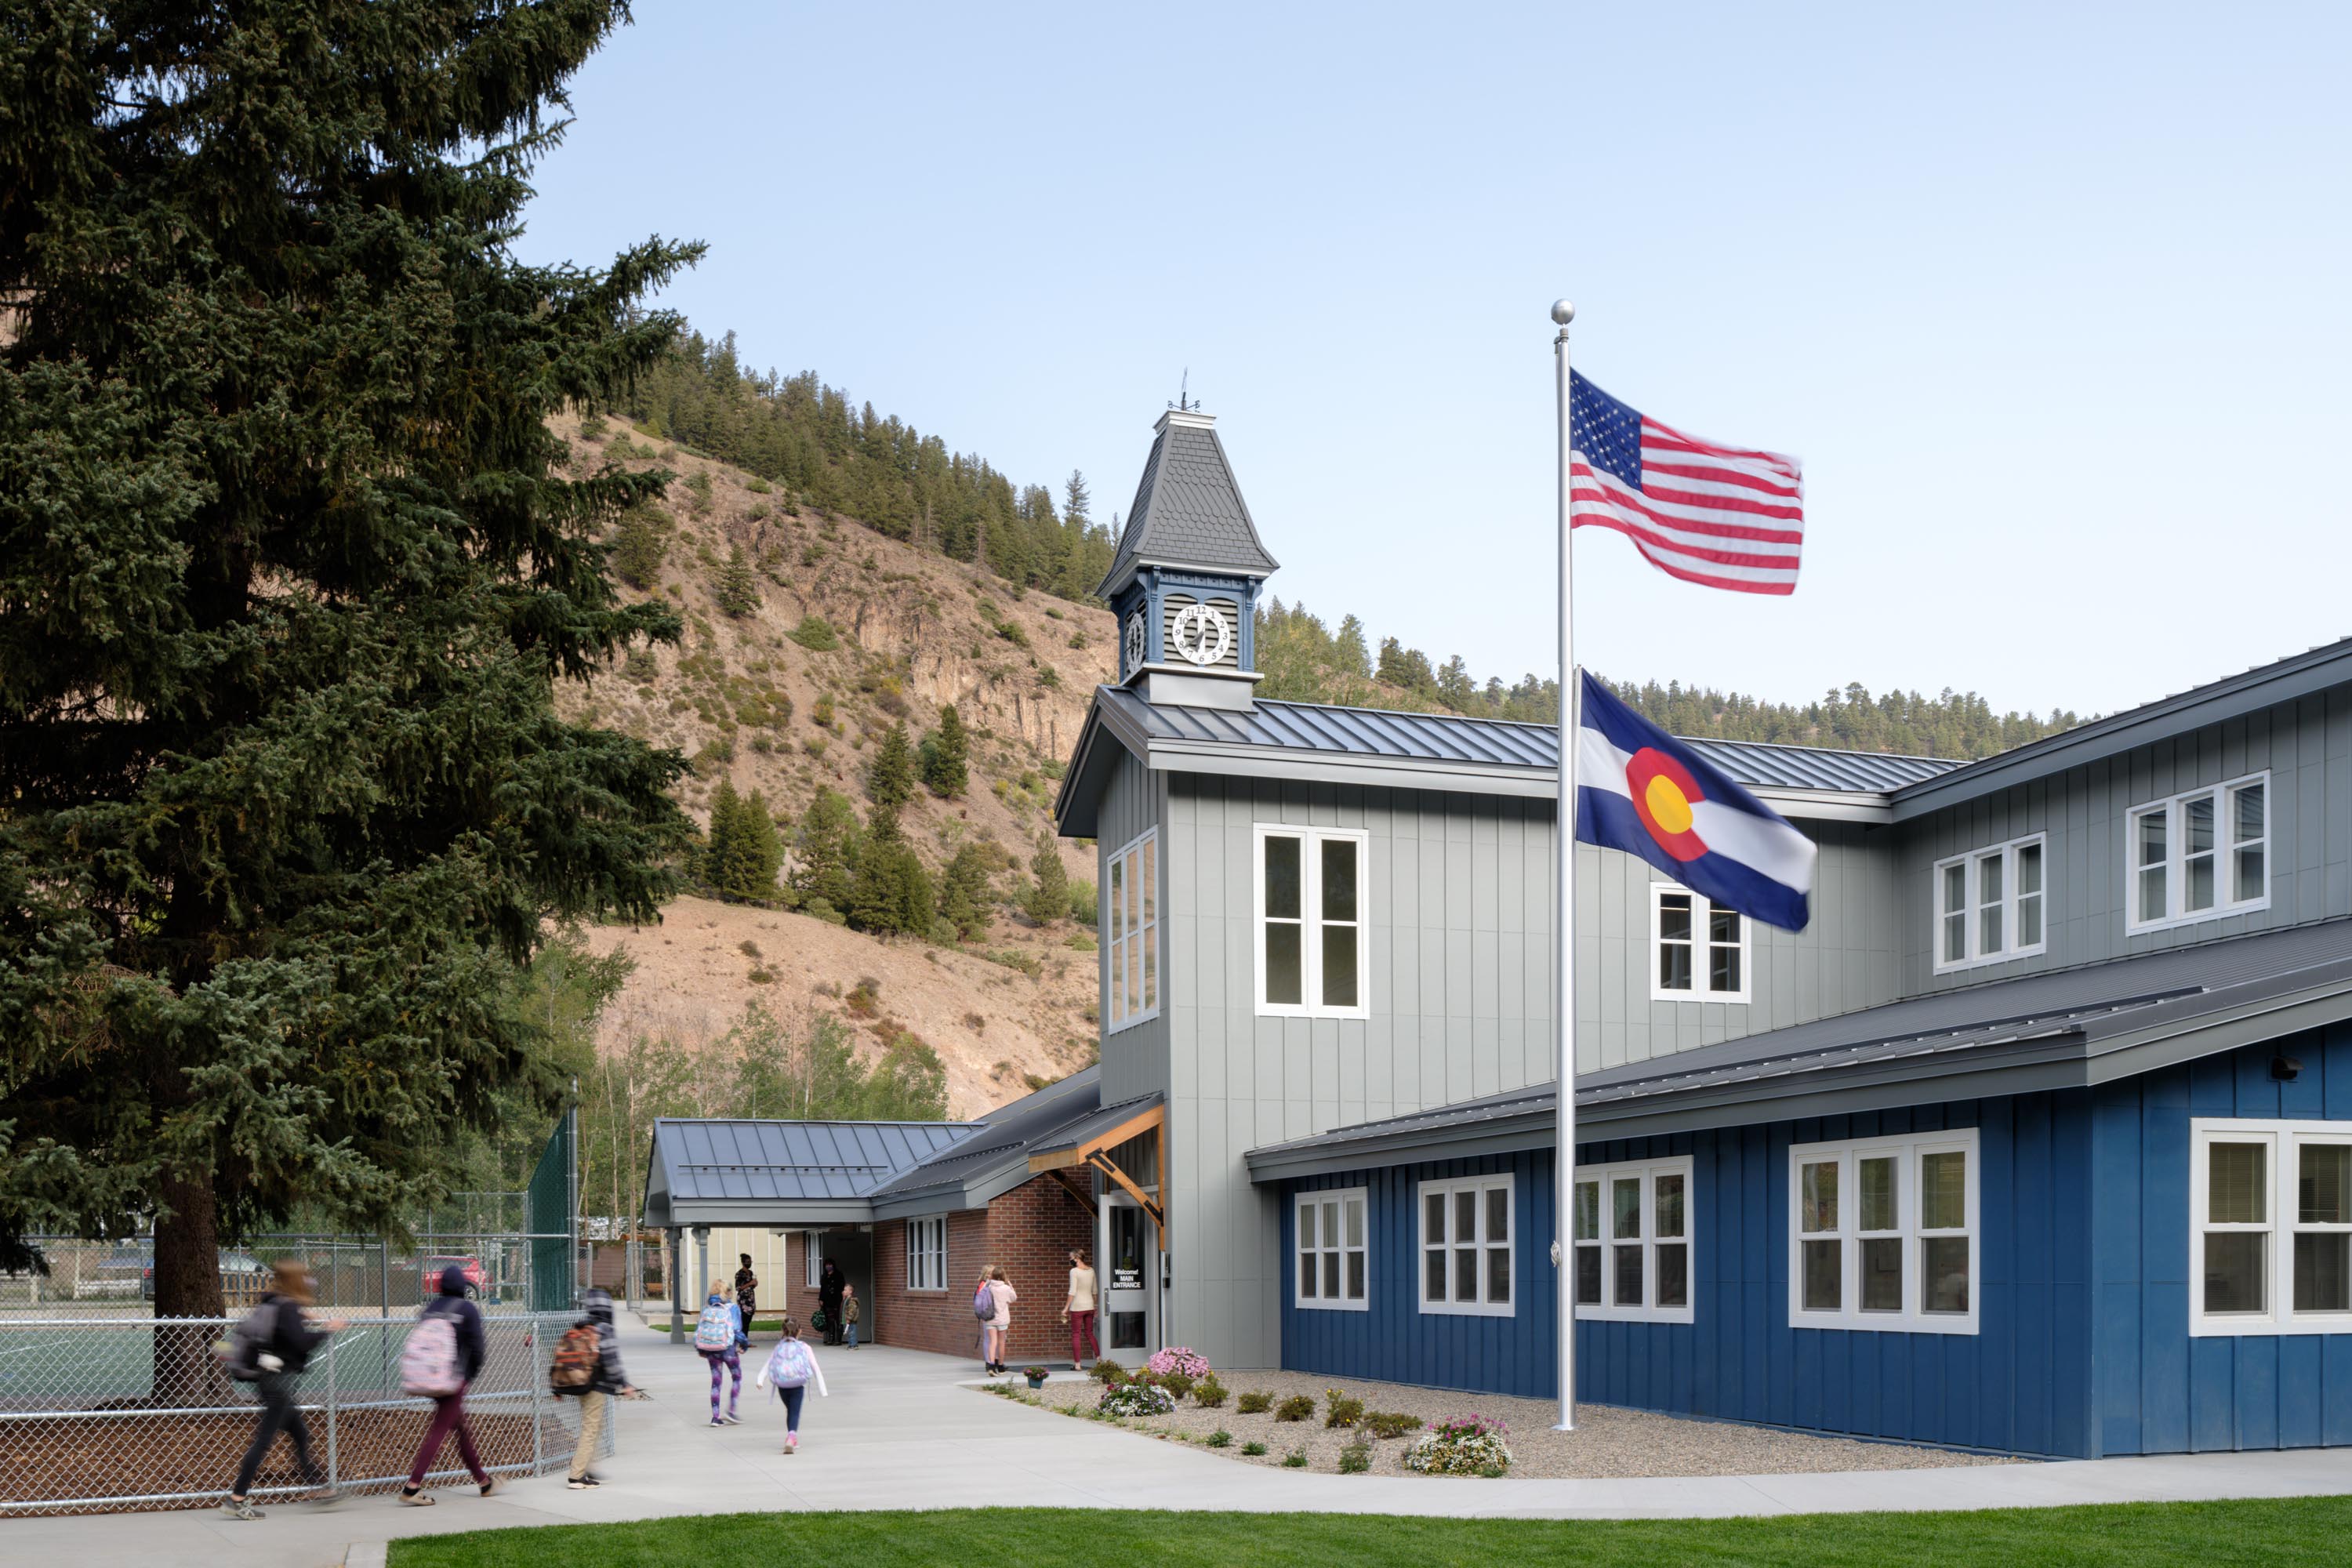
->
[[1402, 1414, 1514, 1476], [1022, 1365, 1052, 1390]]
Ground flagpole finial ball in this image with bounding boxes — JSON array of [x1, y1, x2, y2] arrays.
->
[[1550, 299, 1576, 326]]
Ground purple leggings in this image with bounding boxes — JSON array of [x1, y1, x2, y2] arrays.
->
[[705, 1347, 741, 1417]]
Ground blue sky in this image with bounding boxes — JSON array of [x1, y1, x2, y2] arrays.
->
[[518, 2, 2350, 719]]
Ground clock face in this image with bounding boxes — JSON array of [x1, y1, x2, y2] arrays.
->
[[1169, 601, 1234, 667], [1123, 612, 1146, 673]]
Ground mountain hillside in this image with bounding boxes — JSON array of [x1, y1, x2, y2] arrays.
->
[[551, 411, 1114, 1115]]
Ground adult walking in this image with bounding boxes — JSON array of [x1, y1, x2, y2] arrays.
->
[[564, 1288, 641, 1490], [753, 1314, 829, 1454], [733, 1252, 759, 1327], [398, 1264, 495, 1504], [815, 1256, 846, 1346], [978, 1264, 1015, 1375], [223, 1261, 346, 1520], [1061, 1246, 1098, 1370]]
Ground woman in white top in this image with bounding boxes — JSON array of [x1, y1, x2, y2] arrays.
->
[[1061, 1247, 1098, 1370], [981, 1265, 1016, 1375]]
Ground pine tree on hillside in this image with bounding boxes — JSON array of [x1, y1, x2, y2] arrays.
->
[[1064, 470, 1091, 527], [922, 706, 970, 797], [712, 543, 760, 617], [938, 844, 994, 942], [848, 805, 935, 936], [1335, 615, 1372, 681], [1027, 838, 1072, 925], [869, 722, 915, 810], [706, 779, 781, 902], [611, 503, 672, 590], [0, 2, 695, 1374], [789, 787, 859, 918]]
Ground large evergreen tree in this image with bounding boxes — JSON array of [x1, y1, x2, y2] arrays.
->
[[869, 721, 915, 810], [0, 2, 697, 1380], [921, 705, 970, 797]]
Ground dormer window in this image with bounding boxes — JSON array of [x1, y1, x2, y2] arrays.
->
[[1254, 826, 1368, 1019], [2125, 772, 2269, 935], [1932, 834, 2047, 973]]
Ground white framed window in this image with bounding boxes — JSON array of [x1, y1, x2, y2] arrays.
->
[[804, 1229, 822, 1289], [1788, 1130, 1979, 1334], [2127, 772, 2270, 934], [1417, 1175, 1513, 1316], [1294, 1188, 1369, 1310], [1254, 826, 1369, 1019], [2190, 1118, 2352, 1336], [1105, 828, 1160, 1032], [1650, 884, 1749, 1002], [906, 1216, 946, 1292], [1570, 1157, 1695, 1323], [1933, 833, 2048, 972]]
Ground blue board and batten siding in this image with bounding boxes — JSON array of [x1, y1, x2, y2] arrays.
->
[[1283, 1030, 2352, 1456], [2092, 1025, 2352, 1454]]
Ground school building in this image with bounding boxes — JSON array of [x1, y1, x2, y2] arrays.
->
[[647, 405, 2352, 1455]]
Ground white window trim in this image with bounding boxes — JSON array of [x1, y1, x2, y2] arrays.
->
[[1252, 825, 1371, 1021], [1416, 1174, 1515, 1318], [1932, 832, 2049, 974], [906, 1216, 946, 1293], [1648, 884, 1751, 1003], [1570, 1157, 1697, 1324], [1293, 1187, 1370, 1312], [804, 1229, 822, 1289], [2125, 771, 2271, 935], [1105, 827, 1161, 1034], [2189, 1117, 2352, 1337], [1787, 1130, 1980, 1335]]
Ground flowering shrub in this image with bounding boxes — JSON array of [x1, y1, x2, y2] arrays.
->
[[1147, 1346, 1213, 1380], [1403, 1414, 1514, 1476], [1098, 1381, 1177, 1418]]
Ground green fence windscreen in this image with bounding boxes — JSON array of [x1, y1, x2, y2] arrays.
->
[[525, 1107, 577, 1312]]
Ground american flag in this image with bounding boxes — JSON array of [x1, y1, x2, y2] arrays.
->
[[1570, 370, 1804, 595]]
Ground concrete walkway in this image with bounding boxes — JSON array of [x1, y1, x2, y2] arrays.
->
[[5, 1312, 2349, 1568]]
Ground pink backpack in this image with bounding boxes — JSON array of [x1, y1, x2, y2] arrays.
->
[[401, 1311, 463, 1396], [768, 1338, 814, 1389]]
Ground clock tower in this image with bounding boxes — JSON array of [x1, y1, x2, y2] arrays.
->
[[1095, 407, 1279, 712]]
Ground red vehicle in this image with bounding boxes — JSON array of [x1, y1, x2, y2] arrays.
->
[[419, 1254, 489, 1300]]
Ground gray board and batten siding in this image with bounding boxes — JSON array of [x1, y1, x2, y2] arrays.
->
[[1896, 689, 2352, 996]]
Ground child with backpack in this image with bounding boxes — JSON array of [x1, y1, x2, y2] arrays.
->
[[556, 1288, 641, 1490], [976, 1265, 1015, 1375], [753, 1315, 828, 1454], [694, 1279, 747, 1426], [222, 1261, 347, 1520], [398, 1263, 494, 1504]]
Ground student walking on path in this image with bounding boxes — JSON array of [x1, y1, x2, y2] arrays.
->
[[753, 1315, 828, 1454], [1061, 1247, 1098, 1370], [398, 1264, 495, 1504], [695, 1281, 747, 1426], [841, 1281, 860, 1349], [816, 1257, 846, 1345], [978, 1265, 1015, 1375], [563, 1289, 641, 1490], [223, 1261, 346, 1520]]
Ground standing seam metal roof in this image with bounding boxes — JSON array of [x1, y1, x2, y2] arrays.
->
[[653, 1119, 973, 1203], [1098, 688, 1962, 793]]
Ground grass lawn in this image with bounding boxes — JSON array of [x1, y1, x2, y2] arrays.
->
[[387, 1497, 2352, 1566]]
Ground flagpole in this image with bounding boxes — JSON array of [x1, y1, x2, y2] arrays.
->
[[1551, 297, 1577, 1434]]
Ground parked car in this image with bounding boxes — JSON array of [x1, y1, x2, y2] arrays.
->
[[79, 1243, 151, 1299], [142, 1249, 269, 1304], [419, 1254, 489, 1300]]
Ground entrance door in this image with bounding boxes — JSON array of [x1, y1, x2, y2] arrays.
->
[[1102, 1193, 1156, 1354]]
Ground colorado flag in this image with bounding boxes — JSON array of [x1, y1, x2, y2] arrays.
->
[[1574, 671, 1816, 932]]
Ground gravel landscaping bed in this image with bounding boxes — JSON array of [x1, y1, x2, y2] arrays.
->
[[993, 1368, 2020, 1479]]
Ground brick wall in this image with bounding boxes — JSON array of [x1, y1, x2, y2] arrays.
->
[[865, 1177, 1097, 1365]]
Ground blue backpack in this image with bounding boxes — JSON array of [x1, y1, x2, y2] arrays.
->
[[768, 1338, 814, 1388]]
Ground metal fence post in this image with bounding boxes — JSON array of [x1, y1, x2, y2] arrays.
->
[[531, 1316, 544, 1475], [325, 1328, 339, 1490]]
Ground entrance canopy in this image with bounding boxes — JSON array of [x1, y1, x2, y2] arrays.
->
[[641, 1118, 972, 1229]]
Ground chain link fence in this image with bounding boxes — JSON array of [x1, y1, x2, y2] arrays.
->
[[0, 1312, 612, 1515], [1, 1234, 572, 1319]]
